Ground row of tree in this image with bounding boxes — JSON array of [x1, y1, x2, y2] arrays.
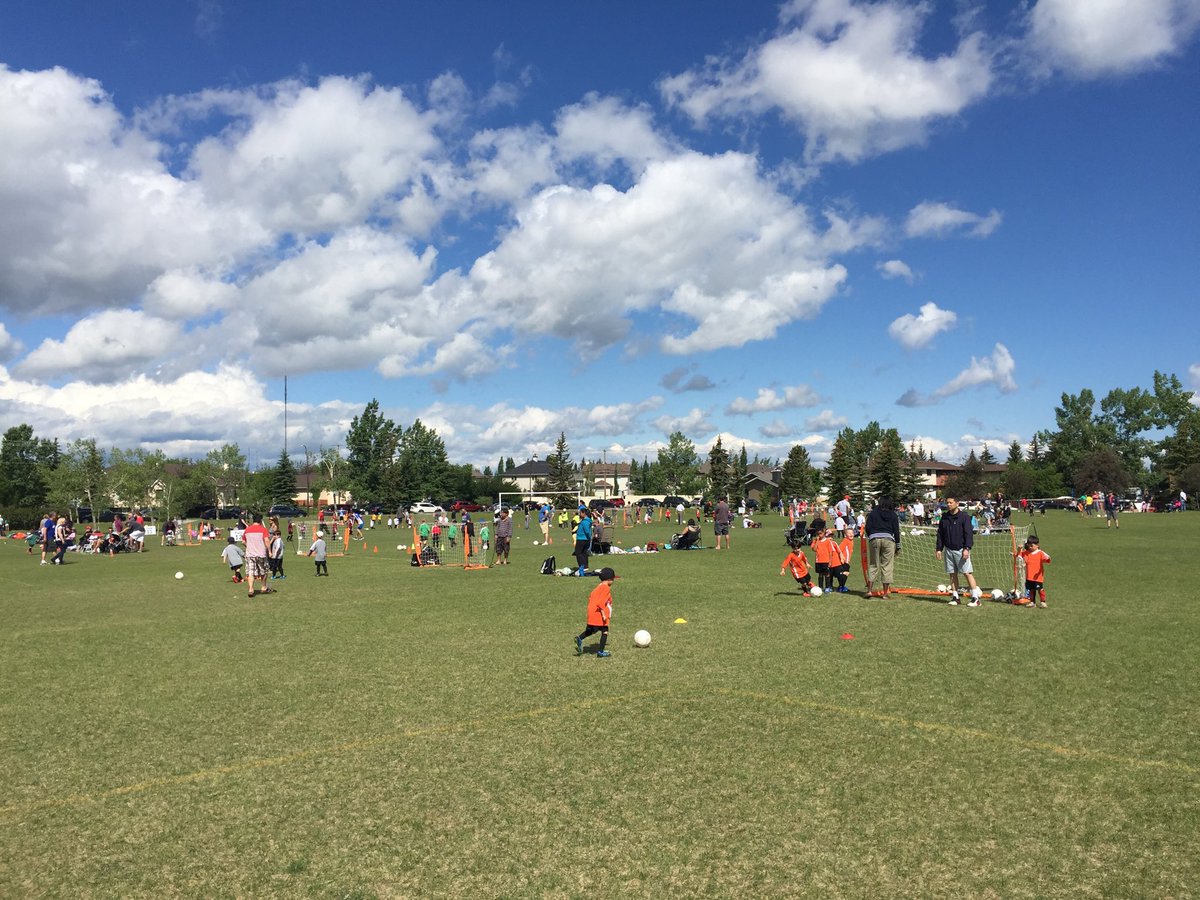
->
[[2, 371, 1197, 526]]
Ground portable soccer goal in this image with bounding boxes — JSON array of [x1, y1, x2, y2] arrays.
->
[[863, 523, 1029, 597], [411, 522, 490, 569]]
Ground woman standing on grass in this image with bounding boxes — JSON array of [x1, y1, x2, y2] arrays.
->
[[573, 507, 593, 576]]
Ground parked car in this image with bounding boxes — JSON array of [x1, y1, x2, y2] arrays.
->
[[409, 501, 443, 514], [607, 497, 625, 507], [450, 500, 484, 512], [200, 506, 243, 520], [268, 504, 307, 518], [588, 498, 614, 512], [663, 496, 688, 509], [635, 498, 660, 507]]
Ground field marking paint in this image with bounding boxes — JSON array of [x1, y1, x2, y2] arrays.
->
[[0, 690, 665, 820], [715, 688, 1200, 776]]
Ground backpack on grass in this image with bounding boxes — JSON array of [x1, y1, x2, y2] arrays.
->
[[540, 556, 556, 575]]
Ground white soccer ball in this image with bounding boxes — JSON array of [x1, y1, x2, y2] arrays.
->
[[633, 629, 652, 647], [937, 584, 948, 594], [810, 586, 823, 596], [991, 589, 1005, 600], [174, 571, 184, 580], [532, 540, 539, 546]]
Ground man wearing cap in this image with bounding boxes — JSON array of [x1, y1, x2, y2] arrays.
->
[[494, 507, 513, 565], [575, 567, 617, 658]]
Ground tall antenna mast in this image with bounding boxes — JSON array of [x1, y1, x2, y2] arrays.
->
[[284, 374, 288, 456]]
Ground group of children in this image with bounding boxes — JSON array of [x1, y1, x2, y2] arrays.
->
[[780, 528, 855, 595], [778, 529, 1053, 607], [221, 528, 330, 583]]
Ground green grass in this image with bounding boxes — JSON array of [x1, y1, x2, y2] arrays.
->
[[2, 512, 1198, 897]]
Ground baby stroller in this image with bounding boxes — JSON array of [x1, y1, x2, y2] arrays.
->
[[785, 520, 810, 549]]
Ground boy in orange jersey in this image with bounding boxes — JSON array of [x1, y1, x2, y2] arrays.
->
[[1015, 536, 1052, 608], [832, 531, 855, 593], [575, 567, 617, 658], [812, 529, 838, 592], [780, 546, 814, 595]]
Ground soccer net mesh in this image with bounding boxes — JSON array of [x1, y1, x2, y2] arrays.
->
[[871, 523, 1029, 596], [411, 518, 490, 569]]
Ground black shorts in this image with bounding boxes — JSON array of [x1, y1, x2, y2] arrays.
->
[[714, 522, 729, 535], [1025, 579, 1043, 593]]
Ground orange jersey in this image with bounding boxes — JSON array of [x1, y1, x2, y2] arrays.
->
[[1019, 548, 1051, 582], [586, 581, 613, 627], [813, 538, 834, 565], [838, 537, 854, 565], [781, 550, 810, 578]]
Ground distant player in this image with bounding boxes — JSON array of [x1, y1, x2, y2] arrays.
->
[[812, 529, 836, 592], [575, 567, 617, 658], [833, 531, 854, 593], [307, 530, 329, 576], [1016, 536, 1051, 608], [780, 546, 814, 595], [221, 536, 244, 583]]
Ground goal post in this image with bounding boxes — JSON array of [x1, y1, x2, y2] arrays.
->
[[865, 523, 1028, 596]]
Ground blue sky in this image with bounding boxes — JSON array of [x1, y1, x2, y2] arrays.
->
[[1, 0, 1198, 471]]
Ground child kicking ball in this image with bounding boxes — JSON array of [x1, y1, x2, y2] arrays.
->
[[575, 567, 617, 658]]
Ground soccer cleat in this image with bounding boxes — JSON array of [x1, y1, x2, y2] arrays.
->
[[947, 598, 958, 605], [574, 636, 583, 655], [596, 650, 611, 658], [1038, 601, 1047, 608], [1014, 596, 1032, 606], [967, 598, 981, 607], [40, 560, 48, 566]]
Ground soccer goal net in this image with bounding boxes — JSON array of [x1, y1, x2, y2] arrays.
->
[[870, 523, 1029, 596], [410, 518, 490, 569]]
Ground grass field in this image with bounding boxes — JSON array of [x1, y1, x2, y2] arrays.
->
[[2, 511, 1198, 898]]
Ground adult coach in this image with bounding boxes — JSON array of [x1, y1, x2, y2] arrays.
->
[[936, 496, 981, 606], [494, 507, 513, 565], [864, 496, 900, 599], [714, 496, 731, 550], [539, 502, 553, 545], [243, 513, 273, 597]]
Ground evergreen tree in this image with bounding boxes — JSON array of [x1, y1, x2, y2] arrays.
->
[[271, 449, 298, 504], [497, 457, 505, 475], [850, 422, 883, 506], [546, 432, 576, 507], [824, 428, 856, 503], [943, 450, 985, 499], [871, 429, 906, 501], [629, 458, 640, 493], [45, 439, 108, 521], [706, 437, 732, 500], [506, 456, 516, 471], [779, 444, 817, 500], [979, 443, 997, 466], [733, 444, 749, 501], [900, 448, 925, 504], [1006, 440, 1024, 466]]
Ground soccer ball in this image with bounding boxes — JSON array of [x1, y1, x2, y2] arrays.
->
[[532, 540, 539, 546], [937, 584, 948, 593], [633, 629, 652, 647], [174, 571, 184, 580], [810, 586, 823, 596], [991, 589, 1005, 600]]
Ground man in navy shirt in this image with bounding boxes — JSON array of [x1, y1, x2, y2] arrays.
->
[[936, 496, 982, 606]]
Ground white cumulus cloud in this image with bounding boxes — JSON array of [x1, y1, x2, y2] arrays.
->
[[888, 301, 958, 349], [1026, 0, 1200, 77], [877, 259, 915, 282], [727, 384, 822, 415], [17, 310, 184, 383], [896, 343, 1017, 406], [905, 201, 1002, 238], [660, 0, 994, 163]]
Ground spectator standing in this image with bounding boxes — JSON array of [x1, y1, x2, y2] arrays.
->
[[714, 497, 731, 550], [1104, 492, 1120, 529], [864, 497, 901, 599], [494, 508, 513, 565]]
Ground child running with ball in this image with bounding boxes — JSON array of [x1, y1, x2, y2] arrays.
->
[[780, 545, 814, 595], [575, 567, 617, 658]]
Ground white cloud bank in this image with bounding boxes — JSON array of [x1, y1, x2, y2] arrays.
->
[[727, 384, 822, 415], [905, 201, 1002, 239]]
